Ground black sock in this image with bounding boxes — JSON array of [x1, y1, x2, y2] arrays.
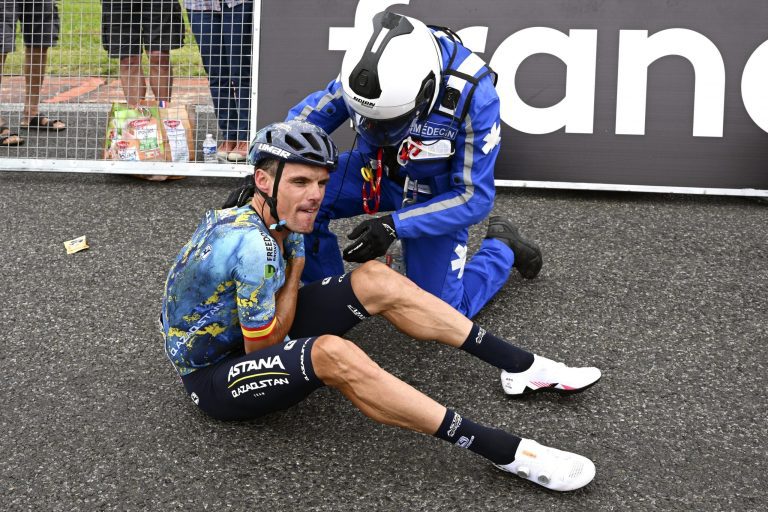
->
[[459, 324, 534, 372], [434, 408, 520, 465]]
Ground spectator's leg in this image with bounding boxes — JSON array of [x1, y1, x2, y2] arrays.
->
[[0, 52, 24, 145], [226, 2, 254, 158], [188, 9, 234, 155], [118, 55, 147, 107], [1, 8, 23, 145], [16, 0, 63, 129], [147, 50, 172, 103], [0, 51, 6, 104], [0, 6, 9, 86], [143, 0, 184, 104], [21, 46, 64, 129]]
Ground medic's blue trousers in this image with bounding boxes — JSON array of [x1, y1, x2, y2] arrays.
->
[[302, 151, 514, 319]]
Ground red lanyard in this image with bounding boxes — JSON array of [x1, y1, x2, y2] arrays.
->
[[362, 147, 383, 214], [398, 139, 421, 163]]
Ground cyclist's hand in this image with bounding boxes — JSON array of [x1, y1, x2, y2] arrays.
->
[[285, 256, 305, 282]]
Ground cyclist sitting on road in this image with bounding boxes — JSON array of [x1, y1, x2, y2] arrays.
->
[[162, 120, 601, 492]]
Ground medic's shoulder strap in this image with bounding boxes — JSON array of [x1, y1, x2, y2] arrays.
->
[[431, 29, 497, 125]]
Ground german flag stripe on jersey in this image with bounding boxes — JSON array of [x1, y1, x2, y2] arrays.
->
[[242, 317, 277, 342]]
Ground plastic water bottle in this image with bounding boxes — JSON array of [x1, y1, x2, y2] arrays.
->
[[202, 133, 217, 163], [385, 239, 406, 274]]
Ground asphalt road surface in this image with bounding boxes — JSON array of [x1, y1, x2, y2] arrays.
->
[[1, 171, 765, 511]]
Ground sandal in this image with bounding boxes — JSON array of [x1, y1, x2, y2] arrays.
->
[[0, 125, 25, 146], [21, 114, 66, 131]]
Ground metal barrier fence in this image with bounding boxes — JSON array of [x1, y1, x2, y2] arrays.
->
[[2, 0, 767, 195], [0, 0, 254, 178]]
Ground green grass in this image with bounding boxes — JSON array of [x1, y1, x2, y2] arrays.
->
[[2, 0, 205, 77]]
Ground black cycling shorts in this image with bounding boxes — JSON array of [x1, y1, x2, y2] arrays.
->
[[180, 272, 371, 421], [101, 0, 184, 58]]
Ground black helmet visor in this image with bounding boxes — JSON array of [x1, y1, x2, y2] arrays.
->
[[346, 102, 425, 147]]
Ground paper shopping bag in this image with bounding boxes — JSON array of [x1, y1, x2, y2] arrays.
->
[[104, 102, 166, 161], [159, 103, 196, 162]]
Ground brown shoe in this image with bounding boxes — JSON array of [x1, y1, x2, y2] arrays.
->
[[217, 140, 235, 160], [227, 141, 249, 162]]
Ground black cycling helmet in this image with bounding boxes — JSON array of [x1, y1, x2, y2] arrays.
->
[[246, 120, 338, 231], [248, 120, 338, 170]]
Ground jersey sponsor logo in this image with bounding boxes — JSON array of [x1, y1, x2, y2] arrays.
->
[[447, 413, 463, 438], [321, 277, 332, 285], [260, 232, 276, 261], [284, 339, 298, 351], [347, 305, 366, 321], [264, 264, 276, 278], [475, 327, 486, 345], [190, 392, 200, 405], [199, 244, 213, 261], [410, 120, 459, 140], [231, 378, 290, 398], [382, 223, 396, 239], [456, 435, 475, 449], [168, 302, 225, 357], [299, 338, 314, 382], [227, 355, 286, 382], [352, 96, 375, 108], [257, 143, 291, 159]]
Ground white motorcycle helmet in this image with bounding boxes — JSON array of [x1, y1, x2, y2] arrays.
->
[[341, 11, 443, 147]]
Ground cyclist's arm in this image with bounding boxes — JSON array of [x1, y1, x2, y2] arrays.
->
[[235, 232, 306, 353], [244, 257, 304, 353], [233, 233, 288, 351]]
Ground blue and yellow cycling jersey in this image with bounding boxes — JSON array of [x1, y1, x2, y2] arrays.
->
[[161, 205, 303, 376]]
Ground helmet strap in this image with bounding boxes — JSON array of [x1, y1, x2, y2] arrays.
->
[[256, 159, 287, 231]]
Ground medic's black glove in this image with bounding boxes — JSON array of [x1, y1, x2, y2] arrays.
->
[[222, 174, 255, 208], [342, 215, 397, 263]]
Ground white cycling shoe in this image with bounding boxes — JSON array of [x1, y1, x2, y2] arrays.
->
[[496, 439, 596, 492], [501, 355, 601, 396]]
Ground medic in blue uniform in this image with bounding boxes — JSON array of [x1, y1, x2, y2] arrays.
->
[[286, 12, 543, 318]]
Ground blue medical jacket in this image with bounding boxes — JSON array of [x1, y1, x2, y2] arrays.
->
[[286, 30, 502, 241]]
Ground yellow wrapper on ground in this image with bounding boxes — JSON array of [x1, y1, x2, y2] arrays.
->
[[64, 236, 89, 254]]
